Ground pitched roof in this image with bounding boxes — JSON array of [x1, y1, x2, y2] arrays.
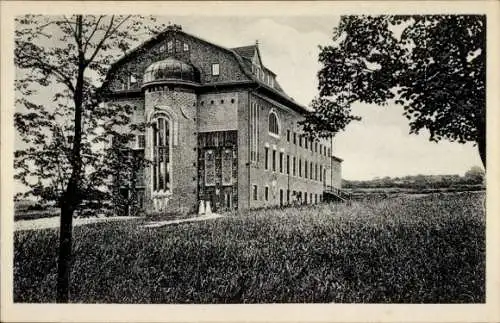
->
[[104, 26, 308, 114], [232, 45, 257, 59]]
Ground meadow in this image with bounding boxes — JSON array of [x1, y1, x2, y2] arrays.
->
[[13, 191, 485, 303]]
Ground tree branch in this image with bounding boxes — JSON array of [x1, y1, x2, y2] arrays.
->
[[85, 15, 132, 66], [62, 15, 79, 43], [18, 52, 75, 93], [83, 15, 104, 54]]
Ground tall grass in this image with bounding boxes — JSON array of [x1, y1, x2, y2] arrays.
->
[[13, 192, 485, 303]]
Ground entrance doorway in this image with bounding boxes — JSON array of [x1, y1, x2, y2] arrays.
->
[[198, 131, 238, 212]]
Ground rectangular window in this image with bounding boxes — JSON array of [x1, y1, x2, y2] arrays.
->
[[305, 161, 308, 179], [183, 43, 189, 51], [293, 157, 296, 176], [286, 155, 290, 174], [299, 136, 303, 147], [175, 39, 182, 52], [315, 142, 318, 153], [205, 150, 216, 187], [212, 63, 220, 76], [305, 138, 308, 149], [315, 164, 318, 181], [265, 186, 269, 201], [129, 73, 137, 87], [264, 147, 269, 170], [287, 189, 290, 204], [279, 152, 284, 173], [280, 189, 284, 207], [304, 192, 307, 204], [222, 149, 232, 185], [299, 159, 302, 177], [320, 165, 323, 181], [136, 134, 146, 149], [272, 149, 276, 172], [253, 185, 258, 200], [287, 130, 290, 142], [167, 41, 173, 53], [310, 162, 314, 179], [328, 148, 331, 156], [293, 132, 297, 145]]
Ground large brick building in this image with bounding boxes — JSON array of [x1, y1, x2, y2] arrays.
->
[[102, 24, 343, 215]]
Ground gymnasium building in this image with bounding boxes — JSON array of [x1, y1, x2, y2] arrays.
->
[[101, 24, 344, 214]]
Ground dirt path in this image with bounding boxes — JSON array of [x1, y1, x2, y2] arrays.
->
[[141, 213, 223, 228], [15, 216, 142, 232]]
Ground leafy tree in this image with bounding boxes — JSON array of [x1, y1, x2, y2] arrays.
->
[[14, 15, 164, 302], [464, 165, 485, 183], [302, 15, 486, 167]]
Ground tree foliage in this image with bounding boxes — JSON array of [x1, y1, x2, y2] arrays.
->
[[14, 14, 164, 302], [302, 15, 486, 167]]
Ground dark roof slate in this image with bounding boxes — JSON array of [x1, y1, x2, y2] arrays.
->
[[104, 27, 308, 114], [232, 45, 257, 59]]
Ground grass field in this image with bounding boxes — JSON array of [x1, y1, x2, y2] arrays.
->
[[13, 192, 485, 303]]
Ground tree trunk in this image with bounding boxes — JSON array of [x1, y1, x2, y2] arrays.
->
[[56, 15, 84, 303], [56, 194, 74, 302]]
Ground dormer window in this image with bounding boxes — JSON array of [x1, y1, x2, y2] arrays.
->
[[268, 111, 280, 137], [129, 73, 137, 87], [212, 63, 220, 76], [167, 41, 173, 53], [183, 43, 189, 51]]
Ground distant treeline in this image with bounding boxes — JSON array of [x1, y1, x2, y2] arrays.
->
[[343, 168, 485, 190]]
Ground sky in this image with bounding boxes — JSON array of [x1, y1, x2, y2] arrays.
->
[[14, 15, 484, 187], [161, 16, 483, 180]]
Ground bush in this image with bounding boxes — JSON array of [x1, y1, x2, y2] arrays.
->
[[13, 192, 485, 303]]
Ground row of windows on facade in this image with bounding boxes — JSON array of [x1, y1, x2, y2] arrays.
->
[[159, 39, 190, 54], [263, 147, 328, 182], [286, 129, 331, 157], [270, 112, 331, 156], [251, 105, 332, 163], [252, 185, 323, 206]]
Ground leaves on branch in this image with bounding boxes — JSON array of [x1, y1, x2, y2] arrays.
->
[[15, 15, 164, 206], [302, 15, 486, 166]]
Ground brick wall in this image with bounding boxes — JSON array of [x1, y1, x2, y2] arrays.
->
[[244, 93, 339, 208], [144, 86, 198, 214], [237, 91, 250, 210], [198, 92, 239, 132], [107, 31, 251, 92]]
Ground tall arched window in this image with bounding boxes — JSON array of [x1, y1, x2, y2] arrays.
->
[[269, 111, 279, 136], [152, 117, 171, 192]]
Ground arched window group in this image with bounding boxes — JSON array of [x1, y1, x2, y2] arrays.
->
[[152, 117, 171, 192], [269, 111, 279, 136]]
